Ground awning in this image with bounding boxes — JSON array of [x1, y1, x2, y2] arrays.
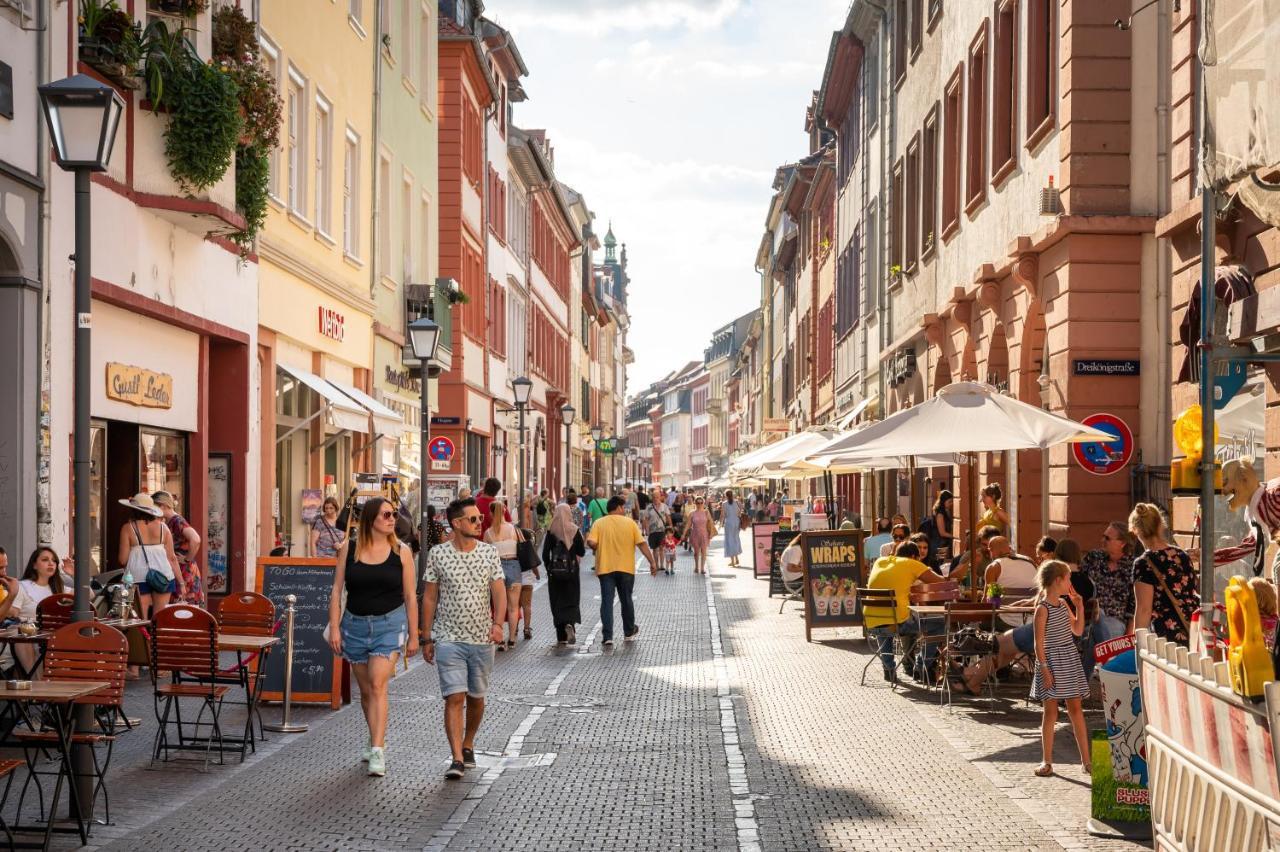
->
[[833, 397, 873, 431], [329, 380, 405, 440], [277, 363, 368, 433]]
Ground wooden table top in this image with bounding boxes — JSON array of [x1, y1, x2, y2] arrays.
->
[[218, 634, 280, 652], [0, 626, 51, 643], [0, 680, 111, 703], [908, 604, 1036, 616]]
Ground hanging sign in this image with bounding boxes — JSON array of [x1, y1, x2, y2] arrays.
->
[[428, 436, 455, 462], [1072, 413, 1135, 476], [317, 307, 345, 341], [105, 362, 173, 409]]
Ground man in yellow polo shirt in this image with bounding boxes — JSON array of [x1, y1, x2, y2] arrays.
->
[[866, 540, 948, 683], [587, 496, 657, 648]]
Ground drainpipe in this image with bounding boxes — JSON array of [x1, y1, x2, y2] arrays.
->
[[34, 0, 50, 555], [369, 3, 383, 300], [1155, 0, 1173, 464]]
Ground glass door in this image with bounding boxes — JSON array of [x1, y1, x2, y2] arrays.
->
[[90, 421, 107, 574]]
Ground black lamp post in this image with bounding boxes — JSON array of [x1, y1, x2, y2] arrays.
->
[[559, 403, 574, 497], [408, 317, 441, 581], [512, 377, 533, 520], [37, 72, 124, 822], [590, 425, 602, 492]]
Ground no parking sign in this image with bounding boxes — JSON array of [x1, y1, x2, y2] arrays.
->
[[1071, 413, 1134, 476]]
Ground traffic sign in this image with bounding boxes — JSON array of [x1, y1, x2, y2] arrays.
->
[[596, 438, 615, 454], [1071, 413, 1134, 476], [428, 436, 455, 463]]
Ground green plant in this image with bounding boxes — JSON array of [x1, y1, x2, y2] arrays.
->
[[214, 6, 282, 152], [889, 264, 903, 278], [211, 4, 257, 60], [154, 0, 209, 16], [163, 58, 242, 192], [141, 19, 198, 110], [80, 0, 143, 71], [230, 143, 269, 253]]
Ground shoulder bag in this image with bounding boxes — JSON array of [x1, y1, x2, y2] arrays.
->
[[516, 527, 541, 573], [132, 521, 173, 594]]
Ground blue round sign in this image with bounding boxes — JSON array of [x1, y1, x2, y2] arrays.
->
[[1071, 413, 1134, 476], [428, 436, 455, 462]]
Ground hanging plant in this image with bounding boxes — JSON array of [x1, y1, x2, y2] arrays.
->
[[79, 0, 143, 87], [163, 58, 242, 192], [211, 4, 257, 60], [214, 7, 282, 154], [152, 0, 209, 17], [230, 143, 269, 254]]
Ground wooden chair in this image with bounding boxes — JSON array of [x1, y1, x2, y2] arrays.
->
[[35, 593, 74, 632], [214, 592, 278, 744], [0, 759, 25, 846], [937, 601, 999, 709], [150, 605, 231, 770], [15, 621, 127, 825], [857, 588, 903, 687]]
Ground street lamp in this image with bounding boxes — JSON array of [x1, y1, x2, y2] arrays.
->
[[512, 377, 533, 521], [626, 446, 638, 487], [559, 403, 575, 497], [408, 317, 440, 584], [38, 71, 124, 821], [590, 425, 603, 491]]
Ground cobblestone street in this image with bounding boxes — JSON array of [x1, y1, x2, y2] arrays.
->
[[16, 539, 1148, 852]]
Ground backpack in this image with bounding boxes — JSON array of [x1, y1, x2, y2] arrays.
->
[[536, 499, 548, 518], [546, 537, 577, 579]]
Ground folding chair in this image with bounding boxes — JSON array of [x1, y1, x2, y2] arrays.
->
[[15, 621, 127, 825], [35, 593, 74, 632], [909, 582, 961, 689], [937, 601, 999, 709], [857, 588, 903, 687], [778, 571, 805, 614], [150, 605, 231, 770]]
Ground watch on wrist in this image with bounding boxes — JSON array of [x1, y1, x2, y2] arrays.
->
[[420, 635, 433, 644]]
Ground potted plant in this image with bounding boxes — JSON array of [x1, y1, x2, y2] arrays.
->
[[153, 0, 209, 16], [984, 582, 1005, 607], [79, 0, 143, 88], [444, 279, 470, 305]]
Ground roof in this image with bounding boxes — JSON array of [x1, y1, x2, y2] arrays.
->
[[508, 126, 580, 241]]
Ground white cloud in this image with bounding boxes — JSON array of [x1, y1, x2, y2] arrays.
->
[[491, 0, 742, 36]]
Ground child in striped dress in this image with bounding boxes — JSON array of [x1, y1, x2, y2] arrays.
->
[[1031, 559, 1091, 778]]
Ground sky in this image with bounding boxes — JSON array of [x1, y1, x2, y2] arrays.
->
[[488, 0, 851, 393]]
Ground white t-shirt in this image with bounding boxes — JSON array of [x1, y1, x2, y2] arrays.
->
[[18, 580, 54, 622], [485, 523, 518, 560], [423, 540, 504, 644], [989, 555, 1038, 589], [781, 543, 804, 583]]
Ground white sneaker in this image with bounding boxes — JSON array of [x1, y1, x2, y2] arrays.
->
[[367, 747, 386, 776], [361, 736, 372, 763]]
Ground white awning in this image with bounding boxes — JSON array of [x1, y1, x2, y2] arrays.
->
[[329, 380, 405, 440], [277, 363, 368, 434]]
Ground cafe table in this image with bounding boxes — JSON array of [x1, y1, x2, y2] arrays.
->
[[0, 680, 111, 851], [216, 634, 280, 760]]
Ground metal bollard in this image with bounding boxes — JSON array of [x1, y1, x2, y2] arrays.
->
[[262, 594, 309, 733]]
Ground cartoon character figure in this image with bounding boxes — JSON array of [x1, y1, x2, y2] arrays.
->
[[1215, 457, 1280, 576], [1105, 690, 1148, 786]]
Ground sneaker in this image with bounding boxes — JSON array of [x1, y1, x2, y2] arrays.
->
[[445, 760, 465, 780], [565, 624, 576, 644], [367, 747, 386, 777], [603, 639, 614, 648], [461, 748, 476, 768], [624, 625, 640, 641], [361, 737, 373, 763]]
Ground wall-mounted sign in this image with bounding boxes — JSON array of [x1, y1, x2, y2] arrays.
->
[[1073, 359, 1140, 377], [428, 436, 455, 462], [318, 307, 345, 342], [384, 365, 421, 394], [105, 362, 173, 409], [596, 438, 615, 454], [431, 416, 461, 425], [1071, 413, 1135, 476]]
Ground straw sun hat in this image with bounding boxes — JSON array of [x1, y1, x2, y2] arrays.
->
[[119, 492, 163, 517]]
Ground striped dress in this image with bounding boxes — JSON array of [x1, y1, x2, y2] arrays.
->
[[1030, 599, 1090, 701]]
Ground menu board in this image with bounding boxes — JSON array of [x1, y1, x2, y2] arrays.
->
[[255, 558, 345, 708], [753, 523, 780, 579], [800, 529, 866, 642], [768, 531, 795, 598]]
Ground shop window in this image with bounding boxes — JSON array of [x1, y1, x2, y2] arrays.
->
[[991, 0, 1018, 184], [1025, 0, 1055, 148], [922, 107, 938, 257], [942, 66, 963, 238], [139, 429, 186, 503], [965, 22, 989, 214]]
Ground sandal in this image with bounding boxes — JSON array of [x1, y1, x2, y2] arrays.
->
[[947, 679, 978, 696], [523, 628, 533, 640], [1034, 763, 1053, 777], [1082, 763, 1092, 774]]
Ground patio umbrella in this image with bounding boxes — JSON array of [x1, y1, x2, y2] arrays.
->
[[731, 426, 848, 478]]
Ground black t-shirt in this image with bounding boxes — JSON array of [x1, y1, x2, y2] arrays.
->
[[345, 544, 405, 616]]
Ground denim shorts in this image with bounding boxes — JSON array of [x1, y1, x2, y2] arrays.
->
[[501, 558, 523, 587], [435, 641, 495, 698], [340, 605, 407, 664]]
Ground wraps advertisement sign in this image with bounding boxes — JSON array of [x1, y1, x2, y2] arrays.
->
[[800, 529, 865, 641], [1088, 634, 1151, 836]]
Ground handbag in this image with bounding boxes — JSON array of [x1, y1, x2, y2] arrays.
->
[[516, 527, 541, 573], [132, 521, 173, 594]]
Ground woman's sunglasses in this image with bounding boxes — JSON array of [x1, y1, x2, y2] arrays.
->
[[377, 509, 395, 520]]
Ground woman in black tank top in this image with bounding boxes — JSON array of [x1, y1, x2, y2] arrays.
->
[[327, 497, 419, 777]]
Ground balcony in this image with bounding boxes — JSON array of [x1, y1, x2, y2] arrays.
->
[[131, 104, 243, 235]]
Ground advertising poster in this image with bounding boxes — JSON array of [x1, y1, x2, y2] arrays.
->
[[768, 530, 796, 598], [1089, 634, 1151, 834], [206, 454, 232, 594], [299, 488, 323, 527], [426, 478, 460, 513], [753, 522, 780, 579], [800, 529, 865, 641]]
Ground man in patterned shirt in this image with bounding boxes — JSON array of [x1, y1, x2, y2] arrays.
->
[[420, 497, 506, 780]]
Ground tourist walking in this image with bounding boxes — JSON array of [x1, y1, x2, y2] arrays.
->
[[475, 478, 508, 535], [326, 496, 418, 778], [118, 492, 182, 619], [310, 496, 346, 559], [670, 491, 686, 548], [639, 493, 666, 557], [483, 500, 524, 650], [420, 498, 506, 780], [1030, 560, 1091, 778], [682, 496, 716, 575], [1129, 502, 1199, 645], [587, 496, 657, 647], [542, 503, 584, 645], [721, 490, 743, 568], [153, 490, 204, 606], [587, 487, 609, 525]]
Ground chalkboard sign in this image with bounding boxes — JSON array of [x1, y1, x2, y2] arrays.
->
[[768, 531, 796, 598], [801, 529, 866, 642], [753, 523, 780, 579], [255, 557, 345, 708]]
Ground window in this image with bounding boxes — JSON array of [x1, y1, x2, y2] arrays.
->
[[461, 243, 485, 340], [487, 278, 506, 356], [910, 0, 923, 57], [865, 38, 879, 129], [890, 159, 904, 276], [286, 67, 307, 215], [508, 289, 527, 377], [862, 212, 875, 314], [942, 66, 962, 236], [419, 4, 433, 107], [894, 1, 908, 83], [349, 0, 362, 23], [420, 192, 431, 286], [259, 36, 281, 199], [401, 0, 414, 81], [1025, 0, 1055, 146], [838, 74, 861, 183], [462, 99, 482, 185], [928, 0, 943, 30], [343, 129, 360, 258], [508, 183, 528, 262], [991, 1, 1018, 182], [377, 154, 391, 276], [922, 108, 938, 256], [965, 22, 989, 212], [401, 174, 413, 282], [314, 94, 332, 234], [816, 296, 835, 382], [905, 135, 920, 271], [488, 166, 506, 242]]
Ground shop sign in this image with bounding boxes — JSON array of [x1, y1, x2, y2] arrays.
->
[[317, 307, 345, 342], [762, 418, 790, 433], [800, 528, 866, 642], [105, 362, 173, 409], [383, 365, 421, 394]]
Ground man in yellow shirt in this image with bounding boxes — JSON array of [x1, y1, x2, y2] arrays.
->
[[587, 496, 657, 647], [866, 541, 948, 683]]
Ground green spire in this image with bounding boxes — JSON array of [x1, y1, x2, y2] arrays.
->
[[604, 221, 617, 261]]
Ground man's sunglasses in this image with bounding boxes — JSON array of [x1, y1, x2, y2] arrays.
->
[[457, 514, 482, 524]]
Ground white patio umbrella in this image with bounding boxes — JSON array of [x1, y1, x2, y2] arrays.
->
[[732, 426, 848, 478]]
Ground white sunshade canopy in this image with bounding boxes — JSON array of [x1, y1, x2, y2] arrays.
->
[[278, 363, 369, 434], [729, 427, 848, 478], [329, 379, 406, 440], [812, 381, 1114, 462]]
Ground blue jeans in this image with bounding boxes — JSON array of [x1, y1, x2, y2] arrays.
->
[[868, 614, 940, 678], [598, 572, 635, 642], [1083, 614, 1126, 678]]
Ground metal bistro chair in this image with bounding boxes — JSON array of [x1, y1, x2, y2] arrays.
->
[[778, 567, 805, 614], [15, 621, 127, 826], [937, 601, 1000, 710], [857, 588, 903, 688], [214, 592, 278, 747], [150, 605, 231, 771], [908, 581, 962, 691], [35, 593, 75, 632]]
